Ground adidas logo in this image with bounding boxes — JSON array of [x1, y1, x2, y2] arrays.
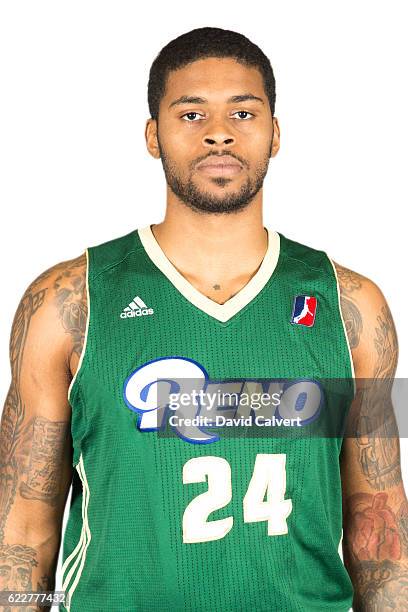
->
[[120, 295, 154, 318]]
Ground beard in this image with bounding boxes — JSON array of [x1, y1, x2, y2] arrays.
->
[[157, 138, 272, 215]]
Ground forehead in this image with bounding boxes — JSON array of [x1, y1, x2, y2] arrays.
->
[[163, 57, 265, 102]]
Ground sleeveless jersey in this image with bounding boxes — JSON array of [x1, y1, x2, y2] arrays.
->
[[60, 224, 355, 612]]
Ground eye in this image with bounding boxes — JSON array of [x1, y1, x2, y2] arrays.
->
[[181, 112, 204, 122], [232, 111, 254, 120]]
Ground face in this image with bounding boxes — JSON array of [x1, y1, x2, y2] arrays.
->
[[0, 558, 31, 590], [146, 57, 280, 214]]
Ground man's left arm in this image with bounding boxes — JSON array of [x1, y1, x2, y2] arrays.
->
[[335, 262, 408, 610]]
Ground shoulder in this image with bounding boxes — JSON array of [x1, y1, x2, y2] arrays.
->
[[278, 232, 328, 271], [85, 228, 141, 279], [332, 261, 398, 377], [10, 252, 87, 378]]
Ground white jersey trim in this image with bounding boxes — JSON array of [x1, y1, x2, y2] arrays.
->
[[138, 225, 280, 323], [61, 453, 92, 610]]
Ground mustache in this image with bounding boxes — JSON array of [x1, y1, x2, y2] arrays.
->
[[192, 152, 247, 169]]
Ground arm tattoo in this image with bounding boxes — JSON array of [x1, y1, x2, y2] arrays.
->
[[352, 559, 408, 610], [53, 254, 87, 362], [351, 385, 402, 491], [373, 303, 399, 379], [345, 492, 402, 561], [0, 543, 38, 588], [19, 417, 69, 506], [334, 263, 363, 350], [343, 492, 408, 610], [335, 262, 401, 491], [0, 286, 47, 541], [397, 499, 408, 557], [0, 543, 55, 610]]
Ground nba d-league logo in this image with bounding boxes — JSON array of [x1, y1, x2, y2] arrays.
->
[[290, 295, 317, 327], [122, 356, 323, 444]]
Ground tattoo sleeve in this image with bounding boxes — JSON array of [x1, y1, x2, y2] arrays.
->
[[0, 255, 86, 611], [335, 262, 408, 610]]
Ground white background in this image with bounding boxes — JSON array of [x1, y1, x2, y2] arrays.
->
[[0, 0, 407, 601]]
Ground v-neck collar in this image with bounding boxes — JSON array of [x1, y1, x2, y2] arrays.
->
[[137, 224, 280, 323]]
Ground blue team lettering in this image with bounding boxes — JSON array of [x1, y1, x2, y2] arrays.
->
[[122, 356, 323, 444]]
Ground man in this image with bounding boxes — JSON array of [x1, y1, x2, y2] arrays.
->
[[0, 26, 407, 611]]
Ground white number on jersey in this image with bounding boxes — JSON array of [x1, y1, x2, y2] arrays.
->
[[182, 453, 292, 543], [182, 456, 233, 543], [243, 453, 292, 536]]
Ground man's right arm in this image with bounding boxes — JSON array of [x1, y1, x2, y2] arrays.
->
[[0, 253, 87, 609]]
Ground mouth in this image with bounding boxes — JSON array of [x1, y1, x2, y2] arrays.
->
[[196, 155, 243, 177]]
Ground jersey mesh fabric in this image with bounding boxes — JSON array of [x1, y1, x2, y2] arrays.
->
[[60, 228, 354, 612]]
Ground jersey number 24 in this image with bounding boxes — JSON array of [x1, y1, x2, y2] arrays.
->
[[182, 453, 292, 543]]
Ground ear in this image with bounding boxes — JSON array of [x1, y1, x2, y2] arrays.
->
[[271, 116, 280, 158], [145, 118, 161, 159]]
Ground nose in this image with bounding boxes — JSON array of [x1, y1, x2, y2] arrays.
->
[[202, 116, 235, 148]]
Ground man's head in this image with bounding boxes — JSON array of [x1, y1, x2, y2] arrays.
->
[[145, 27, 280, 215]]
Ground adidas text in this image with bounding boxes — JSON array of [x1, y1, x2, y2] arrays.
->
[[121, 307, 154, 319]]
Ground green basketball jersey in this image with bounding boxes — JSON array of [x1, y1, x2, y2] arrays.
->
[[60, 224, 355, 612]]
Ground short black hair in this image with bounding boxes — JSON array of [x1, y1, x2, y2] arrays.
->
[[147, 27, 276, 121]]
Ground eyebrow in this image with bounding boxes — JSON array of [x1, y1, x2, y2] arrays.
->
[[168, 93, 265, 109]]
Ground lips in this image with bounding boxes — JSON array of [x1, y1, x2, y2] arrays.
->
[[196, 155, 243, 177]]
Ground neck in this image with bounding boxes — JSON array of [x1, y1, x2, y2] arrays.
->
[[148, 197, 270, 303]]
